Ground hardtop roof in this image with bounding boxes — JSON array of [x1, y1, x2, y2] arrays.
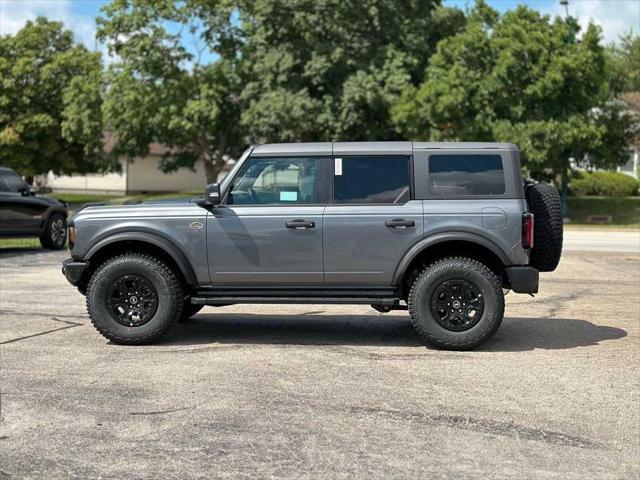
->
[[251, 141, 517, 156]]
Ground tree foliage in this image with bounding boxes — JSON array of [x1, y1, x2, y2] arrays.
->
[[0, 18, 104, 177], [606, 33, 640, 95], [97, 0, 465, 183], [392, 1, 632, 180], [239, 0, 465, 143], [97, 0, 243, 183]]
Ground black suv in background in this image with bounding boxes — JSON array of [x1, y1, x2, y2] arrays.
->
[[0, 166, 68, 249]]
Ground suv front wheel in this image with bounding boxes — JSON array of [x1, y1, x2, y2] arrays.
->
[[86, 253, 183, 345], [408, 257, 504, 350], [40, 213, 67, 250]]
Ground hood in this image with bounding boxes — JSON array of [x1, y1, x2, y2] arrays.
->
[[36, 194, 67, 208]]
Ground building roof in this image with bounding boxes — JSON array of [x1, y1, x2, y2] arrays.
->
[[103, 131, 175, 156]]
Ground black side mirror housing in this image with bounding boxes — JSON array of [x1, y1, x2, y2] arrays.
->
[[201, 183, 222, 207], [19, 186, 34, 197]]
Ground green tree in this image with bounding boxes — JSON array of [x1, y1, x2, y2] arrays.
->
[[0, 18, 104, 177], [97, 0, 465, 182], [97, 0, 244, 184], [606, 33, 640, 95], [392, 1, 632, 204], [239, 0, 465, 143]]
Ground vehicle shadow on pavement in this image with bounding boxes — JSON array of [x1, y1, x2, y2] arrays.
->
[[165, 313, 423, 347], [161, 313, 627, 351], [480, 317, 627, 352]]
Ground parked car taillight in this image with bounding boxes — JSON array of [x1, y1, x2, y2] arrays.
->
[[523, 213, 534, 249]]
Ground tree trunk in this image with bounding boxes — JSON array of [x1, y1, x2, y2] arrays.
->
[[203, 149, 227, 184]]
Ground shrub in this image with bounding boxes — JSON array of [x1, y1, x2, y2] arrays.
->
[[570, 171, 639, 197]]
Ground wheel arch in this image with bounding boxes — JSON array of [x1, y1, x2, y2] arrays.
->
[[83, 232, 198, 287], [394, 233, 510, 296]]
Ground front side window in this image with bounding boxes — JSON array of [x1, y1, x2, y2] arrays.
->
[[429, 154, 505, 196], [333, 156, 410, 204], [227, 157, 318, 205]]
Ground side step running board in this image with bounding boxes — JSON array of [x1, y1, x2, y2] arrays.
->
[[191, 286, 400, 306], [191, 296, 400, 305]]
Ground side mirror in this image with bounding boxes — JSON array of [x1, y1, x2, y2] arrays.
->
[[202, 182, 222, 206], [18, 186, 33, 197]]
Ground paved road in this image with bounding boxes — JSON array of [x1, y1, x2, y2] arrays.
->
[[1, 240, 639, 479], [563, 229, 640, 253]]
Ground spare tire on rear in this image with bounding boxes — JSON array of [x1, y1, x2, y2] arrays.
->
[[525, 183, 563, 272]]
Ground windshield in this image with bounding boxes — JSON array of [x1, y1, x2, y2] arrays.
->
[[220, 147, 253, 193]]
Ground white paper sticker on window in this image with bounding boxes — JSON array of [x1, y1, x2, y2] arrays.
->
[[280, 191, 298, 202], [335, 158, 342, 176]]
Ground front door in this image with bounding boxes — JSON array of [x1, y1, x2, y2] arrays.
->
[[207, 156, 324, 285], [323, 155, 423, 285], [0, 171, 46, 234]]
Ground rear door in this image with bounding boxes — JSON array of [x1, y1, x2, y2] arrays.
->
[[412, 148, 528, 265], [207, 156, 325, 285], [323, 154, 423, 285]]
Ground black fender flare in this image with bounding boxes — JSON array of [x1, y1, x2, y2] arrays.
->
[[83, 231, 198, 285], [41, 205, 68, 231], [392, 232, 510, 285]]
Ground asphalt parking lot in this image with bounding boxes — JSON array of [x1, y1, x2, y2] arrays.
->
[[1, 234, 639, 479]]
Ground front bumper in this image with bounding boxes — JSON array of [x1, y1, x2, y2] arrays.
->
[[505, 266, 539, 294], [62, 258, 88, 286]]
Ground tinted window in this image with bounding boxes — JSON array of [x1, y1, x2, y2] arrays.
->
[[228, 157, 318, 205], [0, 171, 26, 193], [429, 155, 505, 195], [334, 156, 410, 204]]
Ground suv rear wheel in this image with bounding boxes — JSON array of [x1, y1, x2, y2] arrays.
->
[[86, 253, 183, 345], [408, 257, 504, 350]]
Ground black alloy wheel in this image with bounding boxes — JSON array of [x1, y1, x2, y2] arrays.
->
[[106, 274, 159, 327], [430, 279, 484, 332]]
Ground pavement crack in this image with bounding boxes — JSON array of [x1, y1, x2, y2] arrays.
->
[[129, 405, 196, 416], [0, 309, 87, 320], [348, 406, 601, 449], [0, 317, 83, 345], [540, 288, 589, 319]]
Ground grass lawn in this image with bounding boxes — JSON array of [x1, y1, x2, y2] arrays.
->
[[0, 237, 42, 249], [52, 192, 121, 205], [568, 196, 639, 226]]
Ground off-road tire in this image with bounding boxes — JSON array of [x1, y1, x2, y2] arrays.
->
[[180, 302, 204, 321], [408, 257, 504, 350], [39, 213, 67, 250], [86, 253, 183, 345], [525, 183, 563, 272]]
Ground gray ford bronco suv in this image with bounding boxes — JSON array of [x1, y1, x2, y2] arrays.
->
[[62, 142, 563, 349]]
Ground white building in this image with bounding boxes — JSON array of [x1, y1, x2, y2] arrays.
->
[[42, 133, 231, 195]]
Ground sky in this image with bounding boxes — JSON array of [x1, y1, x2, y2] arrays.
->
[[0, 0, 638, 62]]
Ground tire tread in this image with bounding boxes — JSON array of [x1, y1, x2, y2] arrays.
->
[[408, 256, 504, 350], [86, 252, 183, 345]]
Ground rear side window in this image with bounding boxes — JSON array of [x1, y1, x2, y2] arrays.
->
[[333, 156, 410, 204], [429, 154, 505, 196]]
